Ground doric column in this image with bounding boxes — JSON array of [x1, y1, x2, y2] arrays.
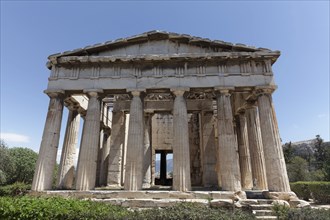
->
[[201, 111, 218, 187], [172, 88, 191, 191], [57, 108, 80, 189], [257, 88, 290, 192], [32, 90, 64, 191], [75, 89, 103, 190], [245, 104, 268, 190], [236, 112, 253, 190], [124, 91, 144, 191], [216, 88, 241, 191], [142, 113, 152, 188], [107, 109, 126, 186], [95, 128, 104, 187], [99, 128, 111, 186]]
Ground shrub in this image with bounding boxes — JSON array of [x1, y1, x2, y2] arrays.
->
[[287, 207, 330, 220], [0, 182, 31, 196], [290, 182, 311, 201], [0, 196, 129, 220], [272, 203, 290, 220], [290, 181, 330, 203], [129, 202, 255, 220], [308, 182, 330, 203], [0, 197, 256, 220]]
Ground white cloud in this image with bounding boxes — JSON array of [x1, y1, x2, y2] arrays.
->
[[0, 132, 30, 143]]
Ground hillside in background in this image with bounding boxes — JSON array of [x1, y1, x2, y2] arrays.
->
[[155, 159, 173, 173], [282, 135, 330, 182]]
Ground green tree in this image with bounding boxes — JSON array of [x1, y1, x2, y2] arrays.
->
[[287, 156, 309, 182], [7, 147, 38, 184], [323, 146, 330, 181], [0, 140, 15, 185], [283, 141, 294, 163], [314, 135, 326, 169]]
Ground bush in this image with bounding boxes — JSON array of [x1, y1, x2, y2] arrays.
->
[[272, 204, 330, 220], [0, 182, 31, 196], [0, 197, 256, 220], [130, 202, 255, 220], [287, 207, 330, 220], [290, 182, 311, 201], [290, 182, 330, 203], [272, 203, 290, 220], [0, 196, 129, 220]]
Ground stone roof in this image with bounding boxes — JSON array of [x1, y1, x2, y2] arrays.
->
[[48, 30, 276, 60]]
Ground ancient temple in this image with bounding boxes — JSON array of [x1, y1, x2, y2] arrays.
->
[[32, 31, 291, 194]]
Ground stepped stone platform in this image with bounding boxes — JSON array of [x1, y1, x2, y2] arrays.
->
[[29, 190, 310, 219]]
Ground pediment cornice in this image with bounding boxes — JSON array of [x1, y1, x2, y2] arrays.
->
[[47, 30, 277, 63], [47, 51, 280, 68]]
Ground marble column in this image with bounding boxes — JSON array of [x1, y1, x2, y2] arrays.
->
[[245, 105, 268, 190], [32, 90, 64, 191], [236, 112, 253, 190], [172, 88, 191, 191], [75, 89, 103, 190], [95, 128, 104, 187], [107, 110, 126, 186], [142, 114, 152, 188], [57, 108, 80, 189], [257, 88, 290, 192], [121, 113, 130, 185], [216, 89, 241, 191], [201, 112, 218, 187], [99, 128, 111, 186], [124, 91, 144, 191]]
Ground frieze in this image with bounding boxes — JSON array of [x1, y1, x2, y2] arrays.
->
[[53, 59, 270, 80], [186, 92, 215, 100], [114, 94, 131, 101], [145, 93, 173, 101]]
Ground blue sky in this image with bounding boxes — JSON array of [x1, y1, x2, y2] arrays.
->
[[1, 1, 329, 153]]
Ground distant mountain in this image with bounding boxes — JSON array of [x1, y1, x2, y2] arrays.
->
[[283, 138, 330, 161], [155, 159, 173, 173]]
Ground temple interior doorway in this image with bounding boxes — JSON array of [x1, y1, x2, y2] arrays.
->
[[155, 150, 173, 186]]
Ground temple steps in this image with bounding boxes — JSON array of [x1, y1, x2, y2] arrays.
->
[[250, 200, 277, 220], [30, 191, 280, 218]]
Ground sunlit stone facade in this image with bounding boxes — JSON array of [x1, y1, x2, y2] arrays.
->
[[32, 31, 290, 194]]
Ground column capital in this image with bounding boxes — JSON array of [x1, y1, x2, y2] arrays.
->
[[214, 87, 235, 95], [255, 85, 277, 95], [127, 88, 146, 97], [83, 89, 103, 98], [144, 109, 155, 114], [171, 87, 190, 96], [245, 99, 258, 109], [236, 107, 246, 115], [44, 89, 65, 98]]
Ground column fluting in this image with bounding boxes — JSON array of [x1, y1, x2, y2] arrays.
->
[[32, 90, 64, 191]]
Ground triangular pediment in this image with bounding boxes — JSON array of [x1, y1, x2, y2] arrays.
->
[[48, 30, 272, 59]]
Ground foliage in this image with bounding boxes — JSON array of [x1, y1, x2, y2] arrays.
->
[[283, 142, 294, 163], [0, 140, 15, 185], [0, 197, 255, 220], [0, 182, 31, 197], [129, 202, 255, 220], [272, 204, 330, 220], [290, 182, 330, 203], [7, 147, 38, 184], [284, 135, 330, 182], [314, 135, 326, 169], [0, 140, 38, 185], [323, 146, 330, 181], [272, 203, 290, 220], [287, 156, 310, 182], [0, 196, 130, 220], [286, 207, 330, 220]]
